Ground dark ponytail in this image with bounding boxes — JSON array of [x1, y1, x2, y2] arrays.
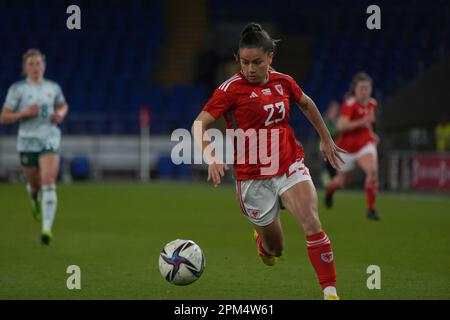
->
[[241, 22, 263, 37], [236, 22, 279, 60]]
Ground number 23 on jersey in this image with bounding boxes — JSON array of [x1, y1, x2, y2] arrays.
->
[[264, 101, 285, 126]]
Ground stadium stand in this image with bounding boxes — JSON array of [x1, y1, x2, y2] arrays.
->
[[0, 0, 448, 137], [0, 0, 448, 181], [0, 0, 164, 135]]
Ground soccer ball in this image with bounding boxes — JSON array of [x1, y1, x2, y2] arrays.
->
[[158, 239, 205, 285]]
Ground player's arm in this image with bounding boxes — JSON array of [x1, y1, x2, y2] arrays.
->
[[51, 102, 69, 124], [191, 111, 229, 187], [337, 115, 372, 132], [0, 105, 39, 124], [370, 104, 379, 143], [297, 94, 346, 169], [192, 111, 216, 160]]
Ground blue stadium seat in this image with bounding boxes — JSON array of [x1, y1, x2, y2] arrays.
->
[[157, 155, 178, 179], [0, 0, 165, 135], [1, 0, 446, 135], [70, 156, 91, 180]]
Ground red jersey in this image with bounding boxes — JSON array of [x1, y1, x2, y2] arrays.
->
[[203, 70, 305, 181], [335, 97, 378, 153]]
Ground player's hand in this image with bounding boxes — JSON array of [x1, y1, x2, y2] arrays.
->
[[361, 113, 374, 127], [21, 104, 39, 119], [51, 112, 65, 124], [208, 163, 229, 188], [373, 132, 380, 145], [320, 137, 346, 170]]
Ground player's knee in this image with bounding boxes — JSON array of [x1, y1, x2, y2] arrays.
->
[[373, 178, 379, 188], [365, 168, 378, 185], [337, 176, 349, 188], [302, 215, 322, 235], [333, 177, 343, 188], [367, 167, 377, 179]]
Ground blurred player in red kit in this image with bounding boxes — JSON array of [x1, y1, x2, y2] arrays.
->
[[192, 23, 346, 300], [325, 72, 381, 221]]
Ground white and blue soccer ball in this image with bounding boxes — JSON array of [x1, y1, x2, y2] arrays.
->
[[158, 239, 205, 285]]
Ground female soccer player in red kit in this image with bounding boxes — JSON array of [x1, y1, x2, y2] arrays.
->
[[324, 72, 380, 221], [192, 23, 345, 300]]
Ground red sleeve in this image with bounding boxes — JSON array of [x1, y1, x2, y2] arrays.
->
[[203, 89, 232, 119], [290, 78, 303, 102], [339, 101, 353, 118]]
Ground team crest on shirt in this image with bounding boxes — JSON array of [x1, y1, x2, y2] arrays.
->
[[262, 88, 272, 95], [274, 84, 283, 95], [47, 92, 53, 98], [321, 252, 334, 263]]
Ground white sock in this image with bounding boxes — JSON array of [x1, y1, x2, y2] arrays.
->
[[323, 286, 338, 298], [26, 183, 39, 202], [41, 184, 57, 232]]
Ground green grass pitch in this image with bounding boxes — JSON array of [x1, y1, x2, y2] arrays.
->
[[0, 181, 449, 300]]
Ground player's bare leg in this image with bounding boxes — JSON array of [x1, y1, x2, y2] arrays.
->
[[282, 180, 322, 235], [252, 216, 283, 266], [23, 166, 41, 222], [357, 151, 380, 220], [281, 180, 339, 300], [325, 171, 352, 209], [39, 154, 60, 244]]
